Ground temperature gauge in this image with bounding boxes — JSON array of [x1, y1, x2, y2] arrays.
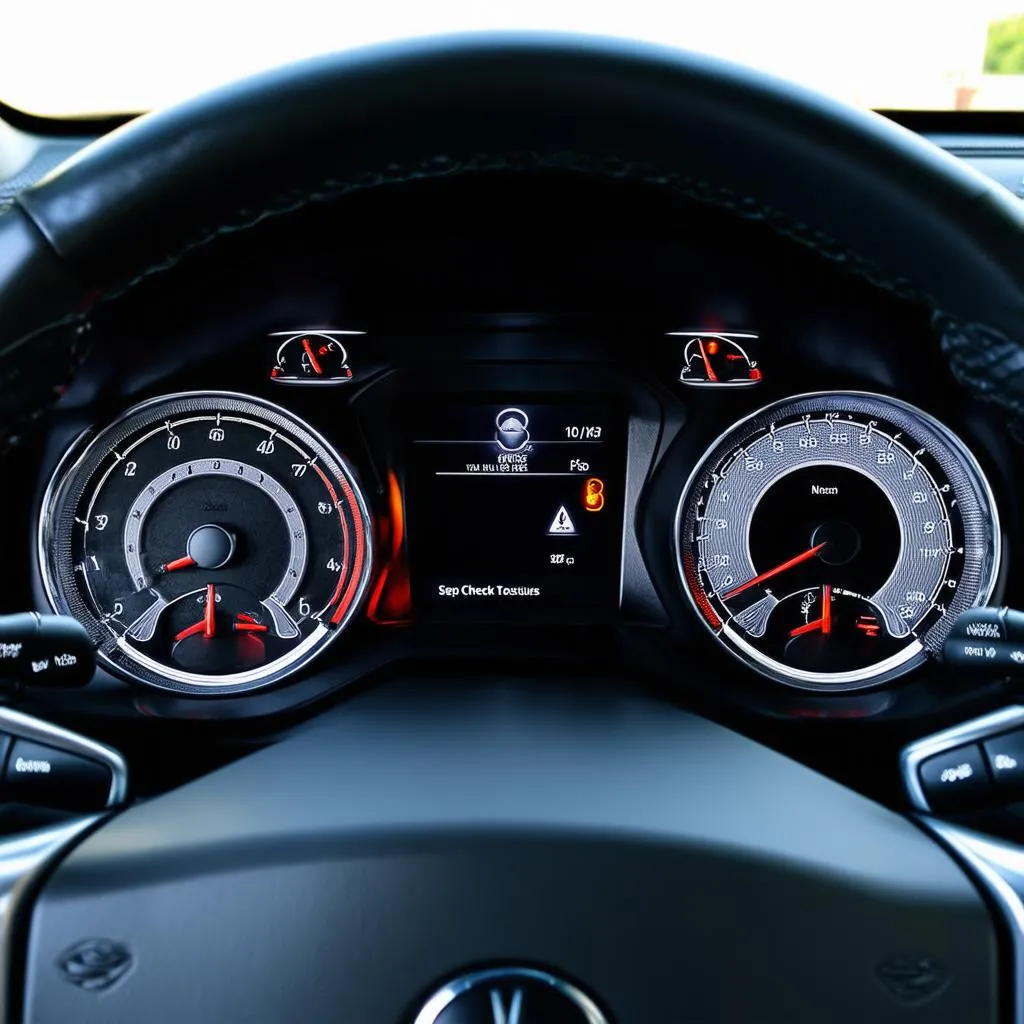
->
[[269, 330, 361, 385], [672, 331, 761, 388]]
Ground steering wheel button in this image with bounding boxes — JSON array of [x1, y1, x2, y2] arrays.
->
[[3, 739, 112, 812], [983, 730, 1024, 797], [918, 743, 992, 811]]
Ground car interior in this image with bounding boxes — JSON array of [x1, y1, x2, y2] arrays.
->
[[2, 26, 1024, 1024]]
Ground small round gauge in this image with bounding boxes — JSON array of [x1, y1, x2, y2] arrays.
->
[[677, 333, 762, 387], [39, 392, 374, 695], [675, 392, 1001, 691], [270, 331, 356, 385]]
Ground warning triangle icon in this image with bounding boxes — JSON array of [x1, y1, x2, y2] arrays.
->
[[547, 505, 578, 535]]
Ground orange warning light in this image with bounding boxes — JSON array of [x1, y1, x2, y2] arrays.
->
[[583, 477, 606, 512], [706, 340, 720, 355]]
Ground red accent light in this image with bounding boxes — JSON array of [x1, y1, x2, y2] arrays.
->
[[749, 367, 763, 381], [367, 470, 413, 624], [305, 460, 366, 627], [683, 550, 722, 630]]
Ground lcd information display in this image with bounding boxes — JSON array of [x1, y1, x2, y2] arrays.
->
[[406, 401, 624, 621]]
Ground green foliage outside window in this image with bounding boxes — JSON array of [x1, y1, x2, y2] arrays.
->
[[985, 15, 1024, 74]]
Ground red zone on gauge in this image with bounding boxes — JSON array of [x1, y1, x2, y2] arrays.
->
[[39, 392, 374, 693], [676, 393, 999, 690]]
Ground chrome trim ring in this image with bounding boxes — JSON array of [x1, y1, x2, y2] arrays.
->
[[37, 390, 374, 696], [413, 966, 608, 1024], [674, 390, 1002, 692]]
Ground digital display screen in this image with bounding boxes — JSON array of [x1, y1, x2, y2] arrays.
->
[[406, 401, 624, 621]]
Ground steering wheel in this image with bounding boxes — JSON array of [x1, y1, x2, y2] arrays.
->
[[2, 33, 1023, 1023]]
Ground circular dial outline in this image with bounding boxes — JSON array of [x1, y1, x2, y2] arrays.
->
[[674, 391, 1001, 692], [38, 391, 374, 696]]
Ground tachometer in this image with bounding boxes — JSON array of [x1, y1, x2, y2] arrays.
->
[[39, 392, 373, 695], [676, 392, 1000, 691]]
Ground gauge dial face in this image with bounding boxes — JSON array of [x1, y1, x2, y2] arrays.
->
[[269, 331, 356, 385], [676, 392, 1001, 691], [40, 392, 374, 695], [676, 333, 762, 388]]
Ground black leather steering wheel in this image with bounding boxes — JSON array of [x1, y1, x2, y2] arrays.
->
[[2, 33, 1023, 1022]]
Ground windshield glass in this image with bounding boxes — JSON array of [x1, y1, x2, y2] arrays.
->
[[5, 0, 1024, 116]]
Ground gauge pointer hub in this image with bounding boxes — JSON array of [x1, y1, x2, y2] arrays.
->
[[163, 524, 237, 573]]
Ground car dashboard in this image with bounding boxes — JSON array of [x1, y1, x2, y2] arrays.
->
[[1, 145, 1022, 821]]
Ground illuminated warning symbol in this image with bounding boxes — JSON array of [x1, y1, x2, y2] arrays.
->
[[547, 505, 578, 535]]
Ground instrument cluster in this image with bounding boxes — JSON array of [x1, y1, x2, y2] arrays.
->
[[29, 322, 1012, 715]]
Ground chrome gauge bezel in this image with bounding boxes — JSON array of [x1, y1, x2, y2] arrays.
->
[[38, 391, 375, 696], [674, 391, 1002, 692]]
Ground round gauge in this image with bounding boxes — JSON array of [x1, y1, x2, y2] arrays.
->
[[39, 392, 374, 695], [675, 392, 1001, 691], [269, 331, 355, 385], [678, 334, 762, 387]]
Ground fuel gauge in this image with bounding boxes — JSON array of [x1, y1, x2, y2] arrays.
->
[[269, 330, 361, 385], [672, 331, 762, 388]]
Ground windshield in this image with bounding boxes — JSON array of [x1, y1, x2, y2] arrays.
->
[[5, 1, 1024, 116]]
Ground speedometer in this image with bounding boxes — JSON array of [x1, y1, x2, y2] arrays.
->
[[676, 392, 1000, 691], [39, 392, 373, 695]]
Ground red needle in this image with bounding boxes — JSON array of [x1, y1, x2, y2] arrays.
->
[[698, 339, 719, 383], [204, 583, 216, 638], [789, 585, 832, 637], [174, 621, 206, 642], [722, 542, 828, 600], [163, 555, 196, 573], [234, 622, 269, 634], [302, 338, 323, 375], [173, 585, 219, 643]]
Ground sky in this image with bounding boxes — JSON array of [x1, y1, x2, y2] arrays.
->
[[4, 0, 1023, 114]]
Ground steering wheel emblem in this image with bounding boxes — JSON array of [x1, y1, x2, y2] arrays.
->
[[57, 938, 133, 992], [875, 956, 951, 1004], [413, 966, 607, 1023]]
